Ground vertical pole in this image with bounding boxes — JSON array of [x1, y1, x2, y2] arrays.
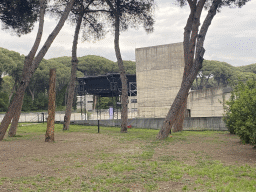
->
[[112, 96, 114, 120], [42, 113, 44, 124], [117, 96, 119, 120], [129, 82, 131, 119], [97, 95, 98, 120], [80, 95, 82, 117], [98, 120, 100, 133], [84, 94, 86, 120], [99, 95, 101, 120], [45, 68, 56, 142]]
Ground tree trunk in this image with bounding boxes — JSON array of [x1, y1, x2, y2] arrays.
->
[[7, 0, 46, 137], [157, 47, 205, 139], [8, 95, 24, 137], [172, 96, 187, 132], [93, 95, 97, 110], [28, 87, 35, 101], [114, 6, 128, 133], [104, 0, 128, 132], [45, 68, 56, 142], [170, 0, 198, 134], [63, 6, 83, 130], [157, 0, 221, 139], [0, 0, 76, 141], [8, 82, 17, 102]]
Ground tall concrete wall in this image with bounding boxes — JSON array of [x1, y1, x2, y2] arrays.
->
[[135, 42, 185, 118], [187, 87, 231, 117]]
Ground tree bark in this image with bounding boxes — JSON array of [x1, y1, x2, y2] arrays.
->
[[45, 68, 56, 142], [157, 47, 205, 139], [8, 95, 25, 137], [8, 0, 46, 137], [157, 0, 221, 139], [0, 0, 76, 141], [8, 82, 17, 102], [171, 0, 205, 133], [105, 0, 128, 133], [93, 95, 97, 110], [63, 6, 83, 131], [114, 4, 128, 133], [172, 96, 187, 132]]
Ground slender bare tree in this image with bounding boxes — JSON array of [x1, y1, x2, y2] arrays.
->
[[63, 3, 84, 130], [8, 0, 46, 137], [0, 0, 76, 141], [105, 0, 154, 132], [63, 0, 106, 130], [157, 0, 250, 139]]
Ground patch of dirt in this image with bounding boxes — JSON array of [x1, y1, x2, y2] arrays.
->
[[153, 133, 256, 166], [0, 131, 255, 192], [1, 132, 122, 178]]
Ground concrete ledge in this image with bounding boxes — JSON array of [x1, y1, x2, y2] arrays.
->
[[71, 117, 227, 131]]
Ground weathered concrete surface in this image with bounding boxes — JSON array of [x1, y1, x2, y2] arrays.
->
[[187, 87, 231, 117], [135, 42, 185, 118], [73, 117, 228, 131]]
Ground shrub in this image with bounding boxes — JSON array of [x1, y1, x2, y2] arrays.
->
[[223, 79, 256, 145]]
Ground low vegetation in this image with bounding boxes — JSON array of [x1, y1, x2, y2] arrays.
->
[[1, 124, 255, 191], [224, 79, 256, 146]]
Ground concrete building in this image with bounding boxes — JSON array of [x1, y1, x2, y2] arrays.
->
[[135, 42, 185, 118], [135, 42, 231, 118]]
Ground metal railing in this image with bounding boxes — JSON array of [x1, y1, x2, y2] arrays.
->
[[0, 110, 138, 123]]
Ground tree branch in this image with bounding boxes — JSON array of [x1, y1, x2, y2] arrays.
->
[[197, 0, 222, 46], [183, 8, 195, 68], [85, 9, 111, 13], [187, 0, 206, 69], [183, 0, 205, 80], [85, 0, 94, 9], [30, 0, 76, 75], [105, 0, 117, 16]]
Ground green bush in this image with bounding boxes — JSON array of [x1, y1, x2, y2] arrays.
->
[[32, 92, 48, 110], [0, 92, 9, 112], [223, 93, 236, 134], [22, 93, 33, 111], [224, 79, 256, 145]]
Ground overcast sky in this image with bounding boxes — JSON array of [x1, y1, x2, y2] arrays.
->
[[0, 0, 255, 67]]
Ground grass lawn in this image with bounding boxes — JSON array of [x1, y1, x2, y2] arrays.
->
[[0, 123, 256, 192]]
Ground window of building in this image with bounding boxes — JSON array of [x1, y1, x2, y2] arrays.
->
[[131, 99, 137, 103]]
